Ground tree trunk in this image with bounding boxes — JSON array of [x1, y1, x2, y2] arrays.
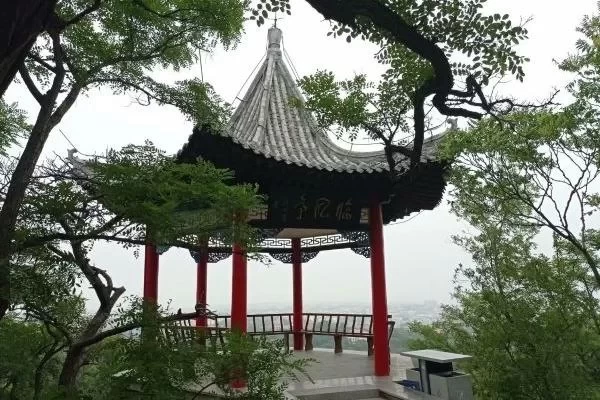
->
[[0, 0, 56, 97], [0, 112, 56, 319], [58, 299, 119, 391], [58, 346, 86, 391], [33, 344, 63, 400], [0, 77, 77, 321], [0, 0, 61, 320]]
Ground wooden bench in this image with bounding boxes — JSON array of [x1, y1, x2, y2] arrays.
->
[[301, 313, 395, 355], [161, 317, 226, 347], [215, 313, 395, 355], [215, 313, 294, 349]]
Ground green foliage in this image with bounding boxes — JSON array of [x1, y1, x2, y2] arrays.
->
[[202, 333, 311, 399], [439, 104, 600, 286], [91, 141, 262, 244], [1, 295, 310, 399], [408, 8, 600, 398], [0, 317, 56, 399], [439, 110, 581, 227], [296, 71, 410, 143], [22, 0, 247, 127], [294, 0, 529, 153], [9, 140, 262, 253], [0, 310, 85, 400], [80, 299, 310, 400], [324, 0, 528, 84], [0, 100, 29, 156], [385, 1, 527, 82], [0, 137, 263, 395], [561, 2, 600, 103], [409, 225, 600, 400], [249, 0, 291, 26], [1, 248, 86, 399]]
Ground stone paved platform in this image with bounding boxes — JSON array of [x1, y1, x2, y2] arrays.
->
[[284, 349, 437, 400], [289, 349, 413, 382], [187, 349, 437, 399]]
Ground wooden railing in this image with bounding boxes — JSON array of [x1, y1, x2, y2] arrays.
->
[[300, 313, 394, 355], [162, 313, 395, 356], [208, 313, 395, 355], [215, 313, 293, 334], [161, 318, 226, 347]]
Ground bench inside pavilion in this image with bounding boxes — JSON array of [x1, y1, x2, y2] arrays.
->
[[141, 26, 447, 377]]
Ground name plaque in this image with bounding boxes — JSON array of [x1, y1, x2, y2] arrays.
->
[[266, 192, 367, 229]]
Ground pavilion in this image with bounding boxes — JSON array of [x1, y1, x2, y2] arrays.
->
[[141, 26, 447, 377]]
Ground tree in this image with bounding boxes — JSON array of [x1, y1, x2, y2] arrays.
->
[[408, 6, 600, 398], [0, 288, 84, 400], [409, 224, 600, 399], [81, 321, 309, 400], [0, 233, 86, 399], [3, 141, 260, 393], [0, 0, 248, 320], [442, 107, 600, 282]]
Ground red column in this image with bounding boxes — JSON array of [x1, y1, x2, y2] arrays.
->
[[369, 198, 390, 376], [231, 243, 247, 332], [292, 238, 303, 350], [143, 243, 159, 302], [196, 249, 208, 327]]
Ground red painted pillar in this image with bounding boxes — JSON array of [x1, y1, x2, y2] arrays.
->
[[143, 243, 159, 302], [231, 243, 247, 332], [196, 249, 208, 327], [292, 238, 303, 350], [369, 198, 390, 376]]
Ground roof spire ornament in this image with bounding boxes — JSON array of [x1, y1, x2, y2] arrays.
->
[[267, 25, 282, 51]]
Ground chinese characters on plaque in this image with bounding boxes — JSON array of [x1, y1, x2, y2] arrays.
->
[[268, 193, 364, 229]]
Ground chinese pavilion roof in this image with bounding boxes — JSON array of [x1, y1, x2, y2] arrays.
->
[[179, 27, 441, 175], [177, 26, 448, 231]]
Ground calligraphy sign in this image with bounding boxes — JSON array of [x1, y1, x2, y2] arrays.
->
[[265, 192, 366, 229]]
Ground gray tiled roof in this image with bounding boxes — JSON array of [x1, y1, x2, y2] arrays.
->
[[221, 27, 441, 174]]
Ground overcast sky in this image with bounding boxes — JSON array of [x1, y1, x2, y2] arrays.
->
[[6, 0, 599, 314]]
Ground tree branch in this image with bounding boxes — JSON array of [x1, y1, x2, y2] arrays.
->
[[28, 52, 57, 73], [62, 0, 102, 28], [74, 310, 208, 349], [19, 64, 44, 104]]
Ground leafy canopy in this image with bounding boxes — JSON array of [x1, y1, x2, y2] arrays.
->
[[410, 224, 600, 400], [408, 6, 600, 398], [83, 298, 310, 400], [12, 142, 262, 252], [91, 142, 262, 244], [21, 0, 247, 128], [0, 100, 29, 156], [335, 0, 528, 83]]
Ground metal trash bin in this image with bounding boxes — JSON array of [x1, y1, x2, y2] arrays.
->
[[399, 349, 473, 400]]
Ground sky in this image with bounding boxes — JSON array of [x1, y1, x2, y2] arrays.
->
[[5, 0, 599, 314]]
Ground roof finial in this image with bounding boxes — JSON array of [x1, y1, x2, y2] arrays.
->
[[267, 24, 282, 51]]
